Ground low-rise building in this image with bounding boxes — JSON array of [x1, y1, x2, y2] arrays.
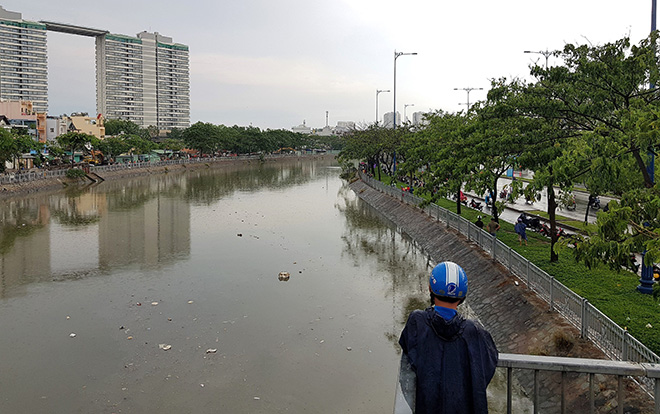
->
[[67, 113, 105, 139]]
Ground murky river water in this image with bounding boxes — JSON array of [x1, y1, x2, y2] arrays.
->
[[0, 158, 435, 413], [0, 157, 529, 413]]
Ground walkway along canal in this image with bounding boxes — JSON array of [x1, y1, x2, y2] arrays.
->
[[350, 177, 655, 413]]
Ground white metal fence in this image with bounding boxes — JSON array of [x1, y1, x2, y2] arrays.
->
[[0, 154, 297, 185], [358, 172, 660, 367]]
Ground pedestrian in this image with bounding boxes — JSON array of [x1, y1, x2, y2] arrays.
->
[[486, 217, 500, 237], [399, 261, 499, 414], [514, 217, 528, 246], [475, 215, 484, 229]]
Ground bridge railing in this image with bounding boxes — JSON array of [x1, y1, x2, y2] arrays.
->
[[497, 353, 660, 414], [358, 172, 660, 372]]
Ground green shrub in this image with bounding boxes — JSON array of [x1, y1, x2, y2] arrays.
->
[[65, 168, 87, 179]]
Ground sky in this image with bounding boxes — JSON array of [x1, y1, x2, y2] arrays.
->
[[2, 0, 655, 130]]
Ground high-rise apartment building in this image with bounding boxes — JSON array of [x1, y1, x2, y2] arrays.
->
[[96, 31, 189, 130], [0, 6, 190, 131], [0, 7, 48, 113]]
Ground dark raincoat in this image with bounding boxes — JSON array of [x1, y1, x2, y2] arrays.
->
[[398, 307, 498, 414]]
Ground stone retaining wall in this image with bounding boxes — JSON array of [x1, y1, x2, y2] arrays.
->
[[350, 179, 651, 413]]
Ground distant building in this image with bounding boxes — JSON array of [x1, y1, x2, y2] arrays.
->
[[67, 113, 105, 139], [0, 98, 39, 139], [96, 31, 190, 130], [0, 7, 48, 113], [292, 120, 311, 134], [412, 111, 428, 128], [45, 116, 67, 142], [333, 121, 355, 135], [0, 6, 190, 131], [383, 111, 400, 128]]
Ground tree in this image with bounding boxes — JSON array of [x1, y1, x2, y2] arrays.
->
[[182, 122, 220, 155], [97, 136, 131, 162], [529, 34, 660, 266], [56, 132, 97, 165], [104, 119, 142, 136]]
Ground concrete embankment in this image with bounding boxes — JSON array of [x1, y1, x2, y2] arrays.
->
[[349, 178, 652, 413], [0, 154, 333, 200]]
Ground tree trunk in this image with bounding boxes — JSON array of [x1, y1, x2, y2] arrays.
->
[[632, 147, 654, 188], [456, 190, 462, 215], [547, 186, 559, 262]]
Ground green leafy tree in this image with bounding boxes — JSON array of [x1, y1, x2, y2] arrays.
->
[[182, 122, 221, 155], [56, 132, 97, 165], [104, 119, 142, 137], [97, 136, 131, 162]]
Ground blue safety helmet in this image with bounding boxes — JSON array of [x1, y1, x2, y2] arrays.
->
[[429, 261, 468, 299]]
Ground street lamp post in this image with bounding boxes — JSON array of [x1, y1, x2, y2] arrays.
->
[[376, 89, 390, 124], [404, 104, 414, 123], [524, 49, 552, 69], [454, 87, 483, 112], [393, 50, 417, 173], [638, 0, 657, 294]]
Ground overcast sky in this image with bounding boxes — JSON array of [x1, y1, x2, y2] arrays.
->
[[2, 0, 655, 130]]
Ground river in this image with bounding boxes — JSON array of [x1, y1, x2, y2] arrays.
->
[[0, 156, 534, 413], [0, 157, 440, 413]]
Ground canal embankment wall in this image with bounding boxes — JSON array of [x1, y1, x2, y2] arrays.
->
[[0, 153, 333, 200], [349, 178, 652, 413]]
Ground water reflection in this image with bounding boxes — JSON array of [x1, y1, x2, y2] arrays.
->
[[0, 159, 335, 299]]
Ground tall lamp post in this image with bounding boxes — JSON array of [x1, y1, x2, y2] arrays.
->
[[393, 50, 417, 172], [376, 89, 390, 124], [454, 87, 483, 112], [404, 103, 414, 123], [639, 0, 657, 294], [524, 49, 552, 69]]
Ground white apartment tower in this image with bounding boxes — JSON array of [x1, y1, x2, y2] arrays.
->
[[96, 31, 190, 130], [0, 7, 48, 112], [0, 6, 190, 131]]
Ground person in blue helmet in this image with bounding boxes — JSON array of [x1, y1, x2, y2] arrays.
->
[[398, 261, 499, 414]]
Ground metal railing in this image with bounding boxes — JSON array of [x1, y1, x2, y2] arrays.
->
[[0, 153, 302, 185], [498, 353, 660, 414], [358, 172, 660, 369]]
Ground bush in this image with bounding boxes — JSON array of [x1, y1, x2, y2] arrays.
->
[[65, 168, 87, 179]]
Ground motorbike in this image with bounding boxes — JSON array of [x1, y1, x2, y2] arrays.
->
[[518, 213, 542, 232], [566, 194, 577, 211], [469, 199, 483, 211], [589, 196, 601, 210], [539, 223, 567, 238]]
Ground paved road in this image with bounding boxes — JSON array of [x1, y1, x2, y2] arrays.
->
[[465, 175, 616, 227]]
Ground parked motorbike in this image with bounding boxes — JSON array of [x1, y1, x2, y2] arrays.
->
[[469, 199, 483, 211], [539, 223, 567, 238]]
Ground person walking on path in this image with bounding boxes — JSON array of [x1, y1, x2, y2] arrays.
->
[[398, 261, 499, 414], [475, 215, 484, 229], [486, 217, 500, 237], [514, 217, 528, 246]]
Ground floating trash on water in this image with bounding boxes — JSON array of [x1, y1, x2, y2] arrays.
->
[[278, 272, 290, 281], [254, 397, 261, 400], [237, 233, 243, 237], [188, 300, 194, 304], [200, 384, 205, 387], [206, 348, 217, 354], [136, 302, 142, 306], [159, 344, 172, 351], [346, 346, 352, 351], [69, 333, 77, 338], [151, 302, 159, 306], [127, 336, 133, 340], [66, 316, 70, 320]]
